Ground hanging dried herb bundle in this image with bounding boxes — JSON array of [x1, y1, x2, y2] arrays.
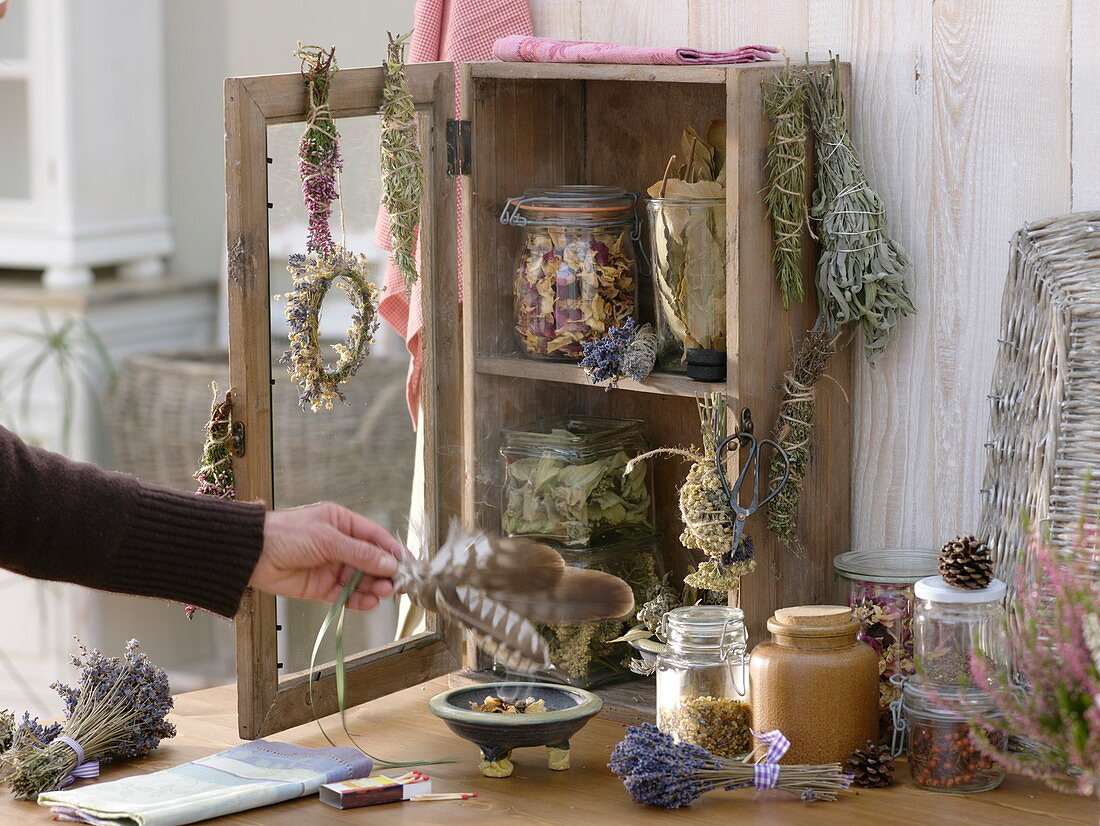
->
[[193, 385, 234, 501], [281, 44, 381, 412], [763, 64, 808, 308], [294, 44, 341, 256], [626, 394, 755, 591], [380, 31, 424, 294], [766, 59, 915, 551], [806, 61, 915, 362], [765, 327, 838, 553]]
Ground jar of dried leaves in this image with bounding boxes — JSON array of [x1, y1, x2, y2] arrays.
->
[[655, 605, 751, 758], [646, 196, 726, 380], [538, 533, 664, 688], [500, 415, 652, 548], [502, 186, 639, 361]]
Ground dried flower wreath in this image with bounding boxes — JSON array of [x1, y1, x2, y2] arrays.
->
[[280, 44, 381, 412]]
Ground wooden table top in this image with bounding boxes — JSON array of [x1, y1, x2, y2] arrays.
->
[[4, 679, 1096, 824]]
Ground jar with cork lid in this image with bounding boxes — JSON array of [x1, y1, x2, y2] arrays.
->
[[749, 605, 879, 764]]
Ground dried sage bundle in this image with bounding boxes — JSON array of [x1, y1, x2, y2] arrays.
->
[[763, 64, 808, 308], [380, 31, 424, 294]]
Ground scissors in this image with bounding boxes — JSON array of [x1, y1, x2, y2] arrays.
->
[[714, 413, 791, 551]]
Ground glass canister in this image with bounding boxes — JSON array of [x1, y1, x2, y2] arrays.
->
[[501, 186, 640, 361], [646, 197, 726, 380], [500, 415, 651, 548], [749, 605, 879, 764], [914, 576, 1008, 685], [834, 549, 940, 719], [538, 533, 665, 688], [902, 680, 1007, 793], [656, 605, 751, 758]]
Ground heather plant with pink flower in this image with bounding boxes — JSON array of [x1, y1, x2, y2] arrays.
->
[[966, 520, 1100, 795]]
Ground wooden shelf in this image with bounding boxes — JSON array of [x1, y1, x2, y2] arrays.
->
[[475, 354, 722, 398], [450, 670, 657, 727]]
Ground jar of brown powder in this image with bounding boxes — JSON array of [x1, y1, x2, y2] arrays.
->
[[749, 605, 879, 764]]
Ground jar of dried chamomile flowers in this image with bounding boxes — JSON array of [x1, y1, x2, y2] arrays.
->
[[501, 186, 640, 361], [655, 605, 751, 758]]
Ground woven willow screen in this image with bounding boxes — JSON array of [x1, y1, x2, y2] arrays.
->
[[978, 211, 1100, 575]]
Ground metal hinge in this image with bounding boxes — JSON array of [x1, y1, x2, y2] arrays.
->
[[446, 119, 471, 176]]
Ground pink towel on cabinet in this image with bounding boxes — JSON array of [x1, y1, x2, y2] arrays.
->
[[375, 0, 533, 422], [492, 36, 778, 65]]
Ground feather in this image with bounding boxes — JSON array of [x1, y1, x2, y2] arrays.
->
[[495, 567, 636, 624], [397, 525, 635, 672]]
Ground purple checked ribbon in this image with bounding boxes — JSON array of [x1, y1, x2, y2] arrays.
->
[[750, 729, 790, 790], [56, 735, 100, 788]]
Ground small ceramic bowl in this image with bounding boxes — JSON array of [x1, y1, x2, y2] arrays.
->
[[428, 682, 603, 777]]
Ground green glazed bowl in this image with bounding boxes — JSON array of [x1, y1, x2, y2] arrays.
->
[[428, 682, 603, 777]]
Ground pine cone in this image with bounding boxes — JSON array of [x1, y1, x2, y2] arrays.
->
[[938, 535, 993, 590], [845, 740, 895, 788]]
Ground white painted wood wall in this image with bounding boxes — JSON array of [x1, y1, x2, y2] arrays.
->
[[529, 0, 1095, 552]]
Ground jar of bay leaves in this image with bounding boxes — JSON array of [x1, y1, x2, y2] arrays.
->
[[502, 186, 640, 361], [539, 533, 665, 688], [656, 605, 751, 758], [646, 197, 726, 381], [500, 415, 652, 548]]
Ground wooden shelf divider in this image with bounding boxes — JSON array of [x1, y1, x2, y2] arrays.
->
[[474, 354, 720, 398]]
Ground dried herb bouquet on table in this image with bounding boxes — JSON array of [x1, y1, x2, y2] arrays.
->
[[762, 58, 915, 553], [279, 44, 381, 412], [1, 639, 174, 800]]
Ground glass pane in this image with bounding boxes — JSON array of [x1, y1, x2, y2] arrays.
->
[[0, 0, 27, 60], [266, 115, 423, 677], [0, 80, 30, 199]]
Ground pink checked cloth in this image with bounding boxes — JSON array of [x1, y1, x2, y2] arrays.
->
[[492, 36, 778, 65], [375, 0, 532, 420]]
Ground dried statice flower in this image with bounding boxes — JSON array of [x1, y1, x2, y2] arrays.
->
[[580, 319, 658, 387], [3, 639, 175, 799]]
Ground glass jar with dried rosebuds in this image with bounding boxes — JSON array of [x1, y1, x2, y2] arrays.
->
[[656, 605, 751, 758], [902, 679, 1007, 793], [501, 186, 640, 361], [913, 576, 1009, 687], [834, 549, 940, 731]]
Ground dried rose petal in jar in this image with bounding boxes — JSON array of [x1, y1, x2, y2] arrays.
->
[[502, 186, 639, 361]]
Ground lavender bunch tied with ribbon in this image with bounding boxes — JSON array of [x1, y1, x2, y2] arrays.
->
[[609, 724, 852, 809], [580, 318, 659, 388], [2, 639, 175, 800]]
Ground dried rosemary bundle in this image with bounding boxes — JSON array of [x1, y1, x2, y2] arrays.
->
[[806, 61, 915, 362], [380, 31, 424, 294], [765, 59, 915, 551], [763, 64, 808, 308]]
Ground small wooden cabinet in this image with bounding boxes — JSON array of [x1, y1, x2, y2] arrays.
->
[[226, 59, 851, 737]]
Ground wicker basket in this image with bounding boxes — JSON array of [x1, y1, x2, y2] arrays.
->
[[109, 350, 415, 515], [978, 211, 1100, 576]]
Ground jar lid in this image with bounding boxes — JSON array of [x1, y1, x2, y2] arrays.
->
[[501, 186, 637, 226], [666, 604, 744, 634], [902, 677, 1002, 718], [833, 549, 940, 582], [767, 604, 859, 637], [914, 575, 1007, 604]]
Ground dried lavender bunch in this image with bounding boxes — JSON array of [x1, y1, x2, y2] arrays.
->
[[763, 64, 808, 307], [294, 44, 341, 256], [765, 326, 838, 554], [3, 640, 175, 800], [806, 60, 915, 363], [380, 31, 424, 293], [610, 723, 852, 809], [580, 319, 658, 387]]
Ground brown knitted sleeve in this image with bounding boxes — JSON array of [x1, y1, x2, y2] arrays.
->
[[0, 425, 265, 617]]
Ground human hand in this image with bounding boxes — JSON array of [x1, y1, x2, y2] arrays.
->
[[250, 503, 408, 611]]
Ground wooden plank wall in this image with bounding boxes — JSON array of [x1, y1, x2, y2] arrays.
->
[[527, 0, 1094, 553]]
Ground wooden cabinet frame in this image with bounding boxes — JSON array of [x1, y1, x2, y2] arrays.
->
[[225, 63, 462, 739]]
